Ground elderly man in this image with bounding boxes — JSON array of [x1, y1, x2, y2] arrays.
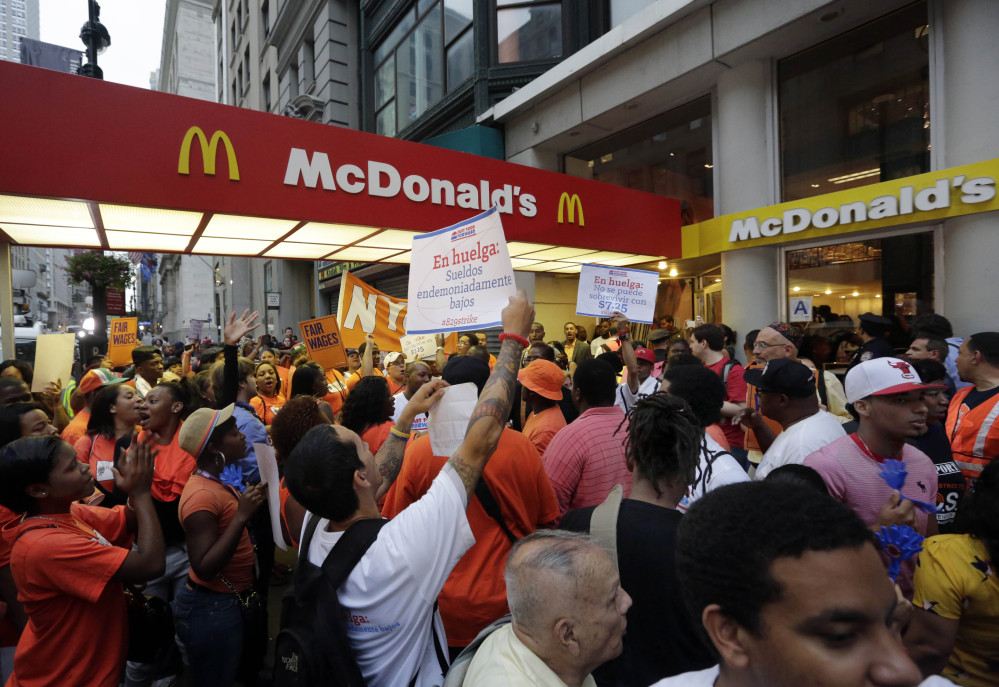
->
[[741, 322, 850, 465], [464, 530, 631, 687]]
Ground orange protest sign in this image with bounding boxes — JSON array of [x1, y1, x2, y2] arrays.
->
[[336, 271, 457, 354], [298, 315, 348, 371], [107, 317, 138, 367]]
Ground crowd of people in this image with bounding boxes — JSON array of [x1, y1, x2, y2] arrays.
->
[[0, 298, 994, 687]]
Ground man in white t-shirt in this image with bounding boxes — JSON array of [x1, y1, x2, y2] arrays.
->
[[590, 319, 618, 357], [745, 358, 846, 480], [610, 312, 659, 413], [391, 360, 433, 433], [284, 291, 536, 687], [653, 481, 952, 687]]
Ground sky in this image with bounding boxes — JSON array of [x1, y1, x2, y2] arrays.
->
[[39, 0, 167, 89]]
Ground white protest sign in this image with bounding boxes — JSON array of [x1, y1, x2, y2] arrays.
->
[[575, 264, 659, 324], [789, 296, 813, 322], [400, 333, 439, 360], [253, 443, 288, 551], [428, 383, 478, 458], [407, 206, 516, 335], [30, 333, 76, 393]]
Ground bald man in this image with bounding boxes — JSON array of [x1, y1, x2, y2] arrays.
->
[[464, 530, 631, 687]]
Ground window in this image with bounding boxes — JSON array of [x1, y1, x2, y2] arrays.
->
[[289, 63, 299, 99], [263, 72, 271, 111], [244, 47, 250, 81], [495, 0, 561, 64], [231, 20, 236, 47], [372, 1, 473, 136], [564, 96, 714, 225], [779, 3, 929, 201], [237, 63, 244, 96], [262, 0, 270, 37], [236, 3, 243, 35], [303, 40, 315, 90]]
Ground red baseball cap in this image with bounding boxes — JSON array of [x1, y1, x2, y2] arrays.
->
[[634, 348, 656, 365]]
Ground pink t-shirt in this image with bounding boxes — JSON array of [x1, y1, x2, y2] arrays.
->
[[803, 434, 938, 596]]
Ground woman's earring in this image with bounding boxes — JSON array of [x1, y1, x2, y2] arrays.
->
[[214, 452, 225, 471]]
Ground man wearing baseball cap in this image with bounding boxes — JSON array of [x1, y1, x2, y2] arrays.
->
[[609, 312, 660, 413], [848, 312, 896, 370], [745, 358, 845, 480], [804, 357, 942, 596], [518, 359, 567, 455]]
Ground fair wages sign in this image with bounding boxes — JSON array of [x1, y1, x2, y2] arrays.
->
[[337, 271, 458, 354], [107, 317, 138, 367], [298, 315, 348, 371], [575, 264, 658, 324], [407, 206, 516, 335]]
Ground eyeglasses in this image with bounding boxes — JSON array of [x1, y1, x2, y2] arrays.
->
[[752, 340, 785, 351]]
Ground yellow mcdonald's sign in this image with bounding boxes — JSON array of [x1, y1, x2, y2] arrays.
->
[[178, 126, 240, 181], [557, 192, 585, 226]]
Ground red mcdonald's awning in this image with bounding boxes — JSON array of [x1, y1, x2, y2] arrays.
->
[[0, 61, 680, 272]]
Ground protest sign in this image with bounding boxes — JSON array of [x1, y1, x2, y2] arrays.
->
[[575, 264, 659, 324], [30, 333, 76, 393], [107, 317, 138, 367], [400, 333, 439, 361], [298, 315, 348, 370], [407, 206, 516, 335], [254, 443, 287, 552], [337, 271, 458, 354], [188, 318, 205, 341]]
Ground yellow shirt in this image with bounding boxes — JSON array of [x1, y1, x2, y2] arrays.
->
[[913, 534, 999, 687], [464, 624, 597, 687]]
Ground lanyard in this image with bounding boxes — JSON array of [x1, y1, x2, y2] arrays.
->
[[849, 433, 899, 464], [194, 469, 242, 500], [22, 514, 112, 546]]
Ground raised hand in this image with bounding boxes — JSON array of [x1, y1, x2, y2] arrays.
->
[[236, 483, 268, 522], [404, 379, 449, 416], [224, 309, 261, 347], [113, 432, 158, 496], [501, 290, 534, 339]]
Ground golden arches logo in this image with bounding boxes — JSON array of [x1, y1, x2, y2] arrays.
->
[[178, 126, 240, 181], [557, 192, 584, 226]]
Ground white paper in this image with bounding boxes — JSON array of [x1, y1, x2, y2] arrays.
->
[[428, 383, 478, 458], [575, 263, 659, 324], [253, 443, 288, 551], [400, 333, 439, 361], [407, 206, 516, 335], [30, 333, 76, 393]]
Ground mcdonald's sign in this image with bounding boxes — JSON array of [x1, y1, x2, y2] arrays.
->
[[557, 192, 584, 226], [178, 126, 240, 181]]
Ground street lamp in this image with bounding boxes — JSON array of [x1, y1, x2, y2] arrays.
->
[[78, 0, 110, 80]]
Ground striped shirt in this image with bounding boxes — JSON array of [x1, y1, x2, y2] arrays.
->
[[542, 406, 631, 517]]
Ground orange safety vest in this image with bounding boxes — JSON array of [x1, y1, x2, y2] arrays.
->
[[945, 386, 999, 481]]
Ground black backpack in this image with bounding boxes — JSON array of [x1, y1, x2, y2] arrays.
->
[[273, 515, 387, 686]]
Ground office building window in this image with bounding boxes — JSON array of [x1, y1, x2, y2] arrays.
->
[[779, 3, 929, 201], [263, 72, 271, 111], [564, 96, 714, 224], [289, 63, 299, 99], [496, 0, 561, 64], [262, 0, 269, 37], [303, 40, 315, 90], [372, 0, 473, 136]]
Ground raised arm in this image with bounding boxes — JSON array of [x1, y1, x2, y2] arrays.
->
[[611, 311, 639, 393], [373, 378, 448, 499], [448, 291, 534, 501], [361, 334, 374, 378], [221, 310, 260, 408]]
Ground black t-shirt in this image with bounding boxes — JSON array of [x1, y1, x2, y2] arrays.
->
[[909, 422, 967, 534], [560, 500, 714, 687], [960, 385, 999, 411]]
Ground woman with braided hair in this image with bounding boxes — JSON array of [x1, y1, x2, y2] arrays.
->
[[560, 394, 715, 686]]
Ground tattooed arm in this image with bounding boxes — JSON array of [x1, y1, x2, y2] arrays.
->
[[449, 290, 535, 502], [374, 378, 447, 499]]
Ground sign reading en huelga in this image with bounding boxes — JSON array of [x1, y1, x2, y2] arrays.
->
[[407, 206, 516, 335], [575, 264, 659, 324]]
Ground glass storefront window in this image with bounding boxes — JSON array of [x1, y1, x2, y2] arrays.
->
[[779, 3, 929, 202], [785, 232, 934, 362], [564, 96, 714, 224], [496, 1, 562, 64], [371, 1, 475, 136]]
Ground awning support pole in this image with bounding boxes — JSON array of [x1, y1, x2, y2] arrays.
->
[[0, 244, 14, 359]]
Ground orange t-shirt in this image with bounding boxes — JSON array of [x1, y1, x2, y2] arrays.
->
[[278, 477, 296, 548], [250, 393, 285, 426], [382, 429, 560, 646], [138, 428, 196, 503], [345, 368, 386, 391], [74, 434, 118, 492], [360, 421, 393, 455], [323, 368, 350, 417], [6, 504, 130, 687], [60, 409, 91, 448], [274, 365, 290, 393], [178, 474, 255, 593], [523, 405, 567, 456]]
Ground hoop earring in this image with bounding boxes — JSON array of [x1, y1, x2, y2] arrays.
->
[[214, 452, 225, 471]]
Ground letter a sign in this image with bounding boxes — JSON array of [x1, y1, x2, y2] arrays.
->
[[788, 296, 813, 323]]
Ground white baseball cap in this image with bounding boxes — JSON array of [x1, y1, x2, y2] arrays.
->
[[383, 351, 405, 366], [844, 357, 942, 404]]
